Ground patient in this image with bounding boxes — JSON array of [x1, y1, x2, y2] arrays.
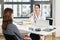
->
[[2, 8, 32, 40]]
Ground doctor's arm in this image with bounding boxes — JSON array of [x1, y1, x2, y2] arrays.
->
[[28, 12, 34, 18]]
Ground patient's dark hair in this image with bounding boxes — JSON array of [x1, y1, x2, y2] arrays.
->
[[35, 4, 40, 8], [2, 8, 13, 30]]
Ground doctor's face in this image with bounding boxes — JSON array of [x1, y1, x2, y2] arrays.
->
[[35, 5, 40, 12]]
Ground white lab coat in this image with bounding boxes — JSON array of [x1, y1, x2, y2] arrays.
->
[[28, 12, 47, 36], [29, 12, 46, 23]]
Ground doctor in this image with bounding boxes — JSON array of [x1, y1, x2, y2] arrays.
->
[[29, 4, 46, 40]]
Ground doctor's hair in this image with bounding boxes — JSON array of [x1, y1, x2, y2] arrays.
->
[[35, 4, 40, 8]]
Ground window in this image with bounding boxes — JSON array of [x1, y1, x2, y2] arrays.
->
[[4, 0, 30, 2], [41, 4, 50, 17], [4, 4, 31, 17], [4, 0, 31, 17], [4, 4, 12, 9], [34, 0, 50, 1], [4, 0, 12, 2], [0, 5, 1, 17], [2, 0, 52, 18], [21, 4, 31, 17]]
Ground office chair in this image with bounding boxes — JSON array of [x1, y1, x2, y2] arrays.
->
[[4, 34, 18, 40]]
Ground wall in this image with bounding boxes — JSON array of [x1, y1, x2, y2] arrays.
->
[[54, 0, 60, 37]]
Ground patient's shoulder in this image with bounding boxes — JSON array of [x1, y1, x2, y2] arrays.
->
[[7, 23, 17, 28]]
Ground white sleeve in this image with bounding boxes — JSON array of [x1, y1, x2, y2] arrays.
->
[[29, 16, 34, 23]]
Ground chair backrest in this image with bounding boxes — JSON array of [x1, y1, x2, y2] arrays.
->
[[4, 34, 18, 40]]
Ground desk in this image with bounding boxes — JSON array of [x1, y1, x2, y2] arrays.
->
[[13, 22, 56, 40]]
